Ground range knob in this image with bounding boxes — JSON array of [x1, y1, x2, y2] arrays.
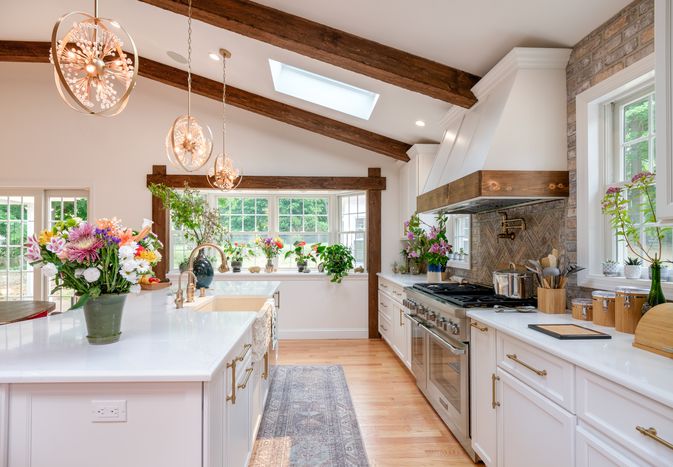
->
[[449, 320, 460, 335], [428, 311, 437, 321], [437, 317, 449, 331]]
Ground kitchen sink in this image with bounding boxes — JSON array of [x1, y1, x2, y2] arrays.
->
[[190, 296, 269, 313]]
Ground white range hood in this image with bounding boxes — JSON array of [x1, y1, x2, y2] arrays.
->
[[418, 48, 572, 214]]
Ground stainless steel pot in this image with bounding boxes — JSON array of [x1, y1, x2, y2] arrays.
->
[[493, 262, 534, 299]]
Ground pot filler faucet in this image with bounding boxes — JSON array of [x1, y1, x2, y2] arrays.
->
[[175, 243, 228, 309]]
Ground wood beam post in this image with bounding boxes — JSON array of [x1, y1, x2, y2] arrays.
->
[[367, 168, 382, 338]]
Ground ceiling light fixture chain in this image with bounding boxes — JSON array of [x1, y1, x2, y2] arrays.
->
[[208, 48, 241, 192], [165, 0, 213, 172], [50, 0, 138, 116]]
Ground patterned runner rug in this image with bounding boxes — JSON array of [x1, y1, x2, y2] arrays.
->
[[249, 365, 369, 467]]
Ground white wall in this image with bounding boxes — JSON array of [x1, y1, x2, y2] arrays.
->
[[0, 63, 401, 271]]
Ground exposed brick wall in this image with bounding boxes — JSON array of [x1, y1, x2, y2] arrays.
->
[[565, 0, 654, 298]]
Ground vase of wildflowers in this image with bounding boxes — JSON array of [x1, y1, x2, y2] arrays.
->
[[403, 214, 429, 275], [256, 237, 284, 273], [602, 171, 667, 309], [25, 218, 162, 344], [424, 215, 452, 283]]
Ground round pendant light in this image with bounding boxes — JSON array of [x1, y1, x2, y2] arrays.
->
[[208, 49, 242, 191], [50, 0, 138, 116], [165, 0, 213, 172]]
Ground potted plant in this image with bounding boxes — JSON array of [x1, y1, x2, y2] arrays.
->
[[315, 243, 355, 283], [255, 237, 284, 273], [424, 215, 452, 283], [25, 217, 162, 344], [601, 259, 621, 277], [148, 183, 228, 288], [403, 214, 428, 275], [226, 242, 250, 273], [602, 171, 669, 307], [624, 257, 643, 279], [284, 240, 317, 272]]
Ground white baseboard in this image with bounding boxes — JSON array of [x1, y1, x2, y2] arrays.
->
[[279, 328, 369, 339]]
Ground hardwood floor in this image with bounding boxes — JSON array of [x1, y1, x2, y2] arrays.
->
[[276, 339, 475, 467]]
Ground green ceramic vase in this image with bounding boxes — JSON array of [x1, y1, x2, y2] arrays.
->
[[83, 294, 127, 345]]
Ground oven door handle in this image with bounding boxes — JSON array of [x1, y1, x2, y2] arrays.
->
[[406, 313, 423, 326], [421, 324, 466, 355]]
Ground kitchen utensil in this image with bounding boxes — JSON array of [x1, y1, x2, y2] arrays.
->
[[493, 263, 535, 299], [633, 303, 673, 359]]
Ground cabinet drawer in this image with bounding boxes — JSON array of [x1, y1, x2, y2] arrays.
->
[[378, 278, 405, 304], [497, 333, 574, 412], [378, 291, 393, 320], [576, 368, 673, 465], [576, 424, 648, 467], [378, 312, 392, 341]]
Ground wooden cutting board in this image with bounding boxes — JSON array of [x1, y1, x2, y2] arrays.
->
[[0, 301, 56, 325], [633, 303, 673, 359], [528, 323, 611, 340]]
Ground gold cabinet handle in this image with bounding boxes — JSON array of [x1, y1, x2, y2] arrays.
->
[[506, 353, 547, 376], [380, 301, 388, 308], [262, 352, 269, 380], [226, 359, 237, 404], [636, 426, 673, 451], [399, 309, 404, 326], [471, 322, 488, 332], [235, 344, 252, 363], [491, 373, 500, 409], [237, 367, 254, 390]]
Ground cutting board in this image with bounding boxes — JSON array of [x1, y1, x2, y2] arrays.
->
[[0, 301, 56, 325], [633, 303, 673, 359], [528, 323, 611, 340]]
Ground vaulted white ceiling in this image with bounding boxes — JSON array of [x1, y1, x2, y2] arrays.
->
[[1, 0, 631, 146]]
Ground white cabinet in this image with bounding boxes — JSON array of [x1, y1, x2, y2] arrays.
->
[[378, 277, 412, 370], [1, 384, 7, 467], [391, 302, 409, 365], [226, 356, 253, 467], [497, 368, 576, 467], [576, 424, 646, 467], [399, 144, 437, 235], [470, 320, 497, 466], [656, 0, 673, 220]]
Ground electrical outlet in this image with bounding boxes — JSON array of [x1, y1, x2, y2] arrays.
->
[[91, 400, 127, 423]]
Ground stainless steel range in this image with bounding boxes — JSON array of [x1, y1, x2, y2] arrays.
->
[[403, 282, 536, 462]]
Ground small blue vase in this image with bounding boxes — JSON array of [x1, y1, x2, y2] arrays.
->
[[428, 264, 442, 273], [193, 250, 214, 289]]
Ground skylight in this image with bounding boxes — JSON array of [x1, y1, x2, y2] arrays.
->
[[269, 59, 379, 120]]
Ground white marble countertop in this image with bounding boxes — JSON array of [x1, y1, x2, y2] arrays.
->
[[377, 272, 427, 288], [0, 281, 280, 384], [467, 309, 673, 409]]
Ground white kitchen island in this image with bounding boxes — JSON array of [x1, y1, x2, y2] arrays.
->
[[0, 281, 280, 467]]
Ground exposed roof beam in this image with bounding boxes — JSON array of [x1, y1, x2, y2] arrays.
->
[[0, 40, 411, 161], [138, 0, 480, 108]]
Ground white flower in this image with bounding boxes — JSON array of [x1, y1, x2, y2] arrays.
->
[[129, 284, 141, 294], [120, 269, 138, 284], [83, 267, 100, 283], [75, 268, 85, 277], [136, 259, 150, 273], [121, 259, 138, 272], [42, 263, 58, 278], [142, 218, 153, 229], [118, 242, 137, 260]]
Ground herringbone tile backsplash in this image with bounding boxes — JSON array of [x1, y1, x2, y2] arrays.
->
[[455, 200, 568, 286]]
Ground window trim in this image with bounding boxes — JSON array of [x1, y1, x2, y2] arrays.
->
[[575, 53, 668, 293], [446, 214, 471, 270]]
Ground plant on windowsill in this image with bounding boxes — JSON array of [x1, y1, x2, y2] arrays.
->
[[601, 259, 621, 277], [148, 183, 229, 287], [284, 241, 317, 273], [255, 237, 284, 273], [601, 171, 669, 308], [624, 257, 643, 280], [225, 241, 252, 273], [315, 243, 355, 283]]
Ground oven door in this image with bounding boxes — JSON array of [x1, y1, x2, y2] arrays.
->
[[424, 325, 470, 442], [408, 314, 427, 392]]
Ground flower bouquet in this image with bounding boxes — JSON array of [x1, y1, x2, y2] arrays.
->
[[284, 241, 317, 272], [424, 217, 452, 282], [255, 237, 284, 273], [402, 214, 429, 275], [25, 217, 162, 344]]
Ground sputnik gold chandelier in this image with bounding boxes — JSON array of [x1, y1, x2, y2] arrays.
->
[[50, 0, 138, 116], [165, 0, 213, 172], [207, 49, 242, 191]]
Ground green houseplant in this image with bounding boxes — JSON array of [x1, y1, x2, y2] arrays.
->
[[284, 241, 317, 272], [315, 243, 355, 283], [148, 183, 228, 287], [624, 257, 643, 280]]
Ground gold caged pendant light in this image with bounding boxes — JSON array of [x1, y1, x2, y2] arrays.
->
[[207, 49, 242, 191], [50, 0, 138, 116], [165, 0, 213, 172]]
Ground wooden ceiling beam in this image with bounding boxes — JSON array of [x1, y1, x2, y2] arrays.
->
[[138, 0, 480, 108], [0, 40, 411, 161]]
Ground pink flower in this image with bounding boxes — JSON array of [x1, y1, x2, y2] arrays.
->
[[46, 236, 66, 254], [407, 231, 415, 240], [409, 251, 420, 258], [605, 186, 622, 195], [631, 171, 654, 183], [429, 243, 441, 254], [65, 223, 103, 263], [24, 235, 42, 262], [404, 220, 410, 229], [428, 227, 438, 240]]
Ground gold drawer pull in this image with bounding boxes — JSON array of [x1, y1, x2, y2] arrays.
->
[[506, 353, 547, 376], [235, 344, 252, 363], [491, 373, 500, 409], [262, 352, 269, 380], [237, 366, 254, 390], [399, 309, 404, 326], [226, 359, 237, 404], [636, 426, 673, 451], [471, 322, 488, 332], [380, 301, 388, 308]]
